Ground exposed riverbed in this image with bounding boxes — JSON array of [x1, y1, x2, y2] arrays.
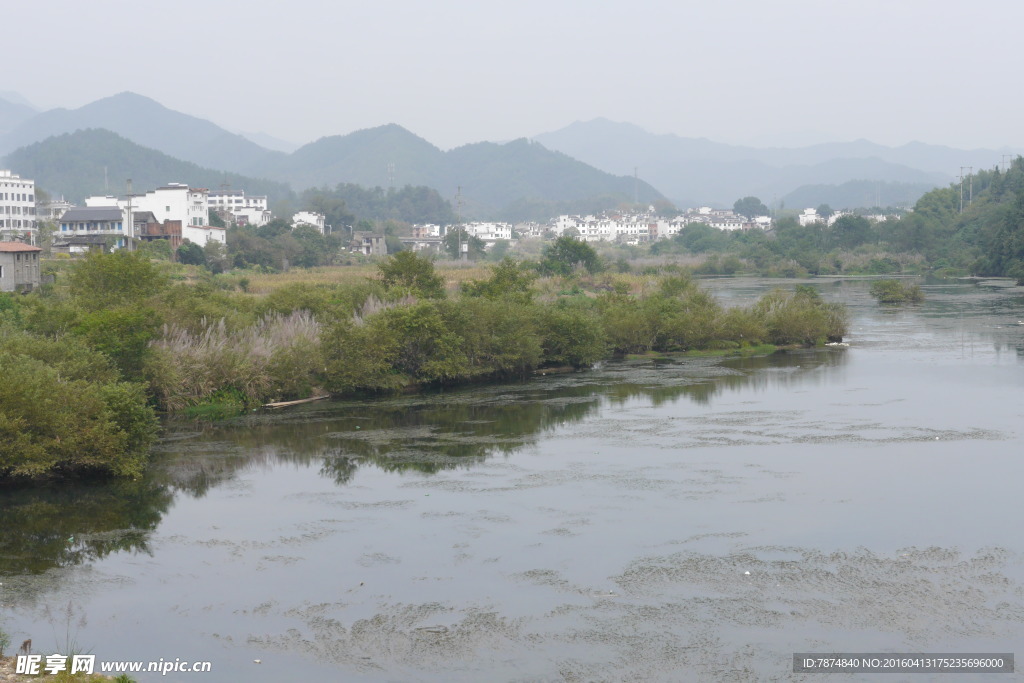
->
[[2, 278, 1023, 681]]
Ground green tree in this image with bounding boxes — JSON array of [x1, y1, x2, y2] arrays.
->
[[377, 250, 445, 298], [443, 227, 486, 260], [68, 251, 168, 310], [291, 225, 339, 268], [830, 214, 873, 250], [203, 240, 229, 273], [462, 258, 537, 303], [177, 242, 206, 265], [733, 196, 769, 219], [540, 236, 602, 276]]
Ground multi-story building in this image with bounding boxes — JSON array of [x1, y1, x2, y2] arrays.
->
[[207, 190, 272, 227], [56, 207, 128, 249], [131, 184, 222, 245], [0, 170, 37, 244], [84, 183, 225, 246]]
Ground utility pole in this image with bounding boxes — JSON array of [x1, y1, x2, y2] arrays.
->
[[958, 168, 965, 213], [126, 178, 133, 251], [455, 186, 467, 261]]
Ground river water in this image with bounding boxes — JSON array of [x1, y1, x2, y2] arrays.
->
[[2, 278, 1023, 682]]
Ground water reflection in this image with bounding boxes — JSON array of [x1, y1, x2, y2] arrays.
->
[[0, 479, 171, 576], [157, 349, 847, 491]]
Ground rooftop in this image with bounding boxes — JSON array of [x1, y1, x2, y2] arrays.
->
[[0, 241, 42, 252]]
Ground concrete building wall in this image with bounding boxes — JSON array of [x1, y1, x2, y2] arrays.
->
[[0, 244, 42, 292]]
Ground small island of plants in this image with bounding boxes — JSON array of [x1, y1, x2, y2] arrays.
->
[[869, 278, 925, 304]]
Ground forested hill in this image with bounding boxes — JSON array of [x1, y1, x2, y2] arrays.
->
[[254, 125, 667, 221], [3, 128, 294, 205], [884, 157, 1024, 278]]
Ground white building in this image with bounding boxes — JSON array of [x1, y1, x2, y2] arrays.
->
[[463, 221, 513, 242], [292, 211, 325, 234], [798, 208, 822, 226], [87, 183, 225, 246], [134, 184, 220, 245], [0, 170, 37, 245], [208, 190, 271, 227]]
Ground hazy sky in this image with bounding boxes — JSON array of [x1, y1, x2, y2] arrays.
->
[[6, 0, 1022, 150]]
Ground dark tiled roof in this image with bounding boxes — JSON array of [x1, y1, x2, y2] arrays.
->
[[60, 207, 124, 222]]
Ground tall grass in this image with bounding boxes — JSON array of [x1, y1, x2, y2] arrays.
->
[[146, 311, 322, 411]]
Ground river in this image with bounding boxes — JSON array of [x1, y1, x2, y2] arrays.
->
[[1, 278, 1022, 681]]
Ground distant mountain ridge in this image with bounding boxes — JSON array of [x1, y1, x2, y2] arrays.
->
[[533, 119, 1020, 207], [4, 129, 294, 205], [0, 92, 284, 174], [0, 95, 37, 137]]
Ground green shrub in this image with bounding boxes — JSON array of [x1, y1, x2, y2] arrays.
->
[[461, 258, 537, 303], [0, 328, 119, 384], [67, 251, 168, 310], [378, 302, 468, 382], [446, 298, 542, 377], [321, 316, 403, 393], [539, 303, 607, 367], [599, 292, 657, 353], [73, 306, 163, 380], [377, 251, 445, 298], [0, 354, 157, 479], [753, 287, 848, 345]]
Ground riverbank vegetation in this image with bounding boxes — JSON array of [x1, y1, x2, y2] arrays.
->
[[646, 156, 1024, 279], [0, 248, 849, 482]]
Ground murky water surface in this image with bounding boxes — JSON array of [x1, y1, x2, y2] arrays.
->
[[2, 279, 1023, 681]]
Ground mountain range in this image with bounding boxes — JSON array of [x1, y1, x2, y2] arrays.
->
[[533, 119, 1021, 208], [0, 93, 663, 219], [2, 92, 1021, 217]]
